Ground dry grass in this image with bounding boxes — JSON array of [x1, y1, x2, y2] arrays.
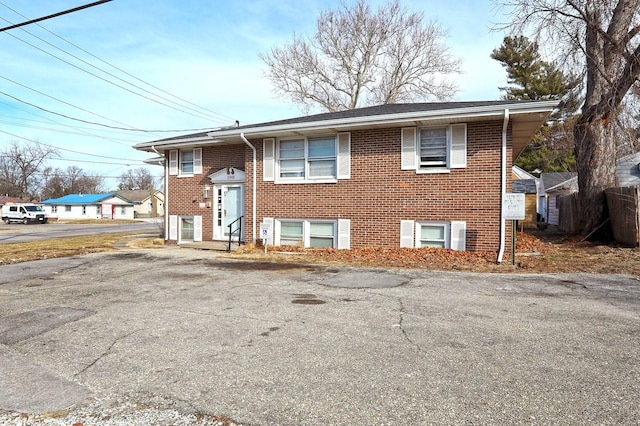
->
[[0, 234, 130, 265], [2, 230, 639, 275]]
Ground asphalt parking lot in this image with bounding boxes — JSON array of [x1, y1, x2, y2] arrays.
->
[[1, 247, 639, 425]]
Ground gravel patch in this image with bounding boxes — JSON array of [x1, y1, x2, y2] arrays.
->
[[0, 395, 242, 426]]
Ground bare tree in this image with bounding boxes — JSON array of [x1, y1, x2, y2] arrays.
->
[[117, 167, 154, 190], [0, 140, 58, 199], [40, 166, 105, 200], [260, 0, 461, 113], [499, 0, 640, 236]]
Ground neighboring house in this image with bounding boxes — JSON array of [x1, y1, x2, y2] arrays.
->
[[41, 193, 135, 220], [134, 101, 555, 252], [511, 166, 539, 228], [116, 189, 165, 218], [616, 152, 640, 187], [538, 172, 578, 226], [0, 195, 26, 209]]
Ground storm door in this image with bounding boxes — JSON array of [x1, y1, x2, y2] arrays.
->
[[214, 184, 244, 240]]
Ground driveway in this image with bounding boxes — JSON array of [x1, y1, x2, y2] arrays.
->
[[0, 247, 639, 425]]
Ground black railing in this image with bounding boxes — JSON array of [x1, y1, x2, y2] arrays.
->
[[227, 216, 244, 252]]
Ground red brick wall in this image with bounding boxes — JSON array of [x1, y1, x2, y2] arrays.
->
[[167, 121, 513, 253], [246, 121, 512, 252], [165, 144, 245, 241]]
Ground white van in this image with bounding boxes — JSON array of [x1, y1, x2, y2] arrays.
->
[[1, 203, 48, 224]]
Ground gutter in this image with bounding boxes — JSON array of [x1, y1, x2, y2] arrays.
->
[[240, 133, 257, 244], [497, 109, 509, 264], [152, 145, 168, 241]]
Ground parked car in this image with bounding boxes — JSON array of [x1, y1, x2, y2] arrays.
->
[[1, 203, 48, 224]]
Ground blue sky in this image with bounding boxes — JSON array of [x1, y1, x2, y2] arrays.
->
[[0, 0, 512, 190]]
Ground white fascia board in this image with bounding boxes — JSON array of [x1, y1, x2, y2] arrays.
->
[[212, 101, 558, 139], [134, 136, 227, 151]]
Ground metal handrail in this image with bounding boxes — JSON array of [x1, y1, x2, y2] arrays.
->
[[227, 215, 244, 252]]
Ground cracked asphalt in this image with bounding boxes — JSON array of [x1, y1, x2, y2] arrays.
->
[[1, 247, 639, 425]]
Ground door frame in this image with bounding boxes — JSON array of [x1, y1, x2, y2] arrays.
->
[[213, 183, 245, 240], [208, 167, 246, 241]]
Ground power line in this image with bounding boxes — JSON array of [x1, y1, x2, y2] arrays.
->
[[0, 1, 238, 124], [0, 0, 112, 33], [0, 88, 217, 133], [0, 129, 148, 162], [0, 77, 144, 131]]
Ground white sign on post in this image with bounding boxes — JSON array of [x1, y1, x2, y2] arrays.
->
[[260, 222, 272, 254], [503, 193, 526, 220], [260, 222, 272, 240]]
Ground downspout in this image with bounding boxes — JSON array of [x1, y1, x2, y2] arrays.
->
[[151, 145, 168, 241], [240, 133, 257, 244], [496, 109, 509, 263]]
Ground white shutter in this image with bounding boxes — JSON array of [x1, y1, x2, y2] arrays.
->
[[169, 150, 178, 176], [263, 217, 274, 246], [194, 215, 202, 242], [193, 148, 203, 174], [263, 138, 275, 181], [169, 215, 178, 240], [400, 220, 415, 248], [450, 221, 466, 251], [449, 124, 467, 169], [337, 219, 350, 249], [337, 133, 351, 179], [401, 127, 417, 170]]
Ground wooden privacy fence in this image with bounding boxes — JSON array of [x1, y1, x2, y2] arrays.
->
[[605, 187, 640, 247], [558, 193, 579, 234]]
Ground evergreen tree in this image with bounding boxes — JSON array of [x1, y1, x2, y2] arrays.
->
[[491, 36, 581, 175]]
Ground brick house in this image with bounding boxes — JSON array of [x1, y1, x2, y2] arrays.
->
[[134, 101, 555, 253]]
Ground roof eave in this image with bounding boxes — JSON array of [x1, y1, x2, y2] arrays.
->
[[217, 101, 558, 139], [134, 101, 557, 151]]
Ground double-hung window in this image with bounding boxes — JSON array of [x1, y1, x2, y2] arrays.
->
[[276, 220, 336, 248], [401, 124, 467, 173], [278, 137, 337, 180], [168, 148, 202, 176], [279, 140, 305, 178], [308, 137, 337, 178], [263, 133, 349, 183], [400, 220, 467, 251], [418, 223, 448, 248], [419, 128, 447, 168], [180, 149, 194, 174], [280, 221, 304, 245]]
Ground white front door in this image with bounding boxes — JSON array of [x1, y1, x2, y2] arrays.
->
[[214, 184, 244, 240]]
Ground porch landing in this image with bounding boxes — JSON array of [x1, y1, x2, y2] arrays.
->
[[179, 241, 236, 251]]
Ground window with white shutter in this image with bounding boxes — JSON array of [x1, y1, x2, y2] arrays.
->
[[271, 134, 350, 183], [402, 124, 467, 173], [170, 148, 203, 177], [401, 220, 467, 251]]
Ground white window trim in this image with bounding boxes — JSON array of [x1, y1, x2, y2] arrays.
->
[[275, 136, 338, 184], [400, 220, 466, 251], [417, 126, 451, 175], [170, 148, 203, 178], [416, 221, 450, 248], [402, 124, 467, 174], [274, 219, 346, 248], [176, 215, 202, 243]]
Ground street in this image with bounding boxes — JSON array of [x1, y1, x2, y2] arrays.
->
[[0, 220, 160, 243]]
